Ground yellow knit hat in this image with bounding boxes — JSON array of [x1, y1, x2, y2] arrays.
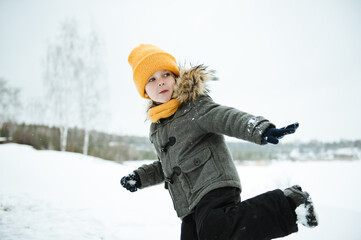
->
[[128, 44, 180, 98]]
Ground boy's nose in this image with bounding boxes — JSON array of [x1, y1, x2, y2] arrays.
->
[[158, 82, 165, 86]]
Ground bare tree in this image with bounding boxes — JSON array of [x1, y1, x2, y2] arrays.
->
[[0, 78, 21, 130], [44, 19, 106, 153], [77, 28, 106, 155], [44, 19, 82, 151]]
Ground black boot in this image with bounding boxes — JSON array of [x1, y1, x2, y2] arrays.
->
[[284, 185, 318, 228]]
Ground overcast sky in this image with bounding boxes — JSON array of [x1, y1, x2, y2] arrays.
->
[[1, 0, 360, 142]]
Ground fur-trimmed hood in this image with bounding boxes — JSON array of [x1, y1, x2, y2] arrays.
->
[[147, 65, 217, 110], [172, 64, 217, 103]]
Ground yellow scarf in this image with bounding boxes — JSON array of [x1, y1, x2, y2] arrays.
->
[[148, 99, 180, 123]]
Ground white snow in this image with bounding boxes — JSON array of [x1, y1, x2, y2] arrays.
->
[[295, 200, 318, 228], [295, 203, 309, 226], [1, 143, 361, 240], [247, 117, 258, 133], [127, 180, 136, 186]]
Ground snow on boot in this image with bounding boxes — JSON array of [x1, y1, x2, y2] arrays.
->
[[284, 185, 318, 228]]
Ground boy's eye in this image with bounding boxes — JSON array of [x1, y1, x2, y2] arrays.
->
[[148, 77, 155, 82], [164, 73, 170, 77]]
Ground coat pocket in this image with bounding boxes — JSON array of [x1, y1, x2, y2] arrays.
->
[[180, 148, 220, 193]]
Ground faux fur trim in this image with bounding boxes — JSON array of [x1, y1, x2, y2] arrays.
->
[[147, 64, 217, 111]]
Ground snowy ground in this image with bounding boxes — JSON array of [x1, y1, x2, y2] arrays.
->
[[1, 143, 361, 240]]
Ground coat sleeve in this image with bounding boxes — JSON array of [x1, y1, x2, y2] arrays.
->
[[194, 96, 275, 145], [134, 160, 165, 189]]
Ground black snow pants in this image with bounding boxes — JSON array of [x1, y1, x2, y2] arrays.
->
[[181, 187, 298, 240]]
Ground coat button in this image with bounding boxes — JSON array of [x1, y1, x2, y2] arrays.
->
[[194, 158, 201, 166]]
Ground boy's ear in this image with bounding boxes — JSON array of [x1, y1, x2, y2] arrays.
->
[[145, 92, 149, 98]]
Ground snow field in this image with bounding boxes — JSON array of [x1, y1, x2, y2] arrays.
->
[[1, 143, 361, 240]]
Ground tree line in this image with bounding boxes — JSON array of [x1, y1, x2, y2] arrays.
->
[[0, 122, 156, 162]]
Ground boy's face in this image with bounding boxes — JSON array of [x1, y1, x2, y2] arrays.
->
[[145, 70, 176, 103]]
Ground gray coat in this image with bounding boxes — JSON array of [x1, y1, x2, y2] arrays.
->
[[134, 66, 274, 218]]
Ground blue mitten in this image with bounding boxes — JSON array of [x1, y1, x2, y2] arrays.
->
[[262, 122, 299, 144], [120, 172, 141, 192]]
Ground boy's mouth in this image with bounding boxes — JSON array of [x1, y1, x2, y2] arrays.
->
[[159, 90, 168, 94]]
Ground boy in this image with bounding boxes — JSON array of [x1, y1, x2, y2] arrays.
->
[[121, 44, 318, 239]]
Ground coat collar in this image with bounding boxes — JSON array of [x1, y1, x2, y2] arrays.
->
[[172, 64, 217, 104]]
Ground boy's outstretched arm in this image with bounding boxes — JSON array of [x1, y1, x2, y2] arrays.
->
[[194, 96, 273, 144], [194, 96, 298, 145], [262, 122, 299, 144]]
